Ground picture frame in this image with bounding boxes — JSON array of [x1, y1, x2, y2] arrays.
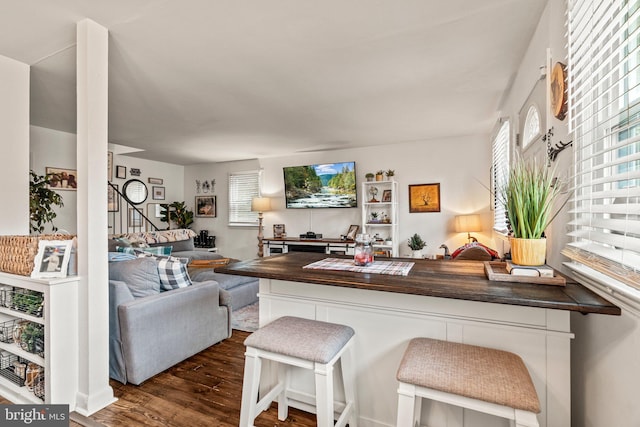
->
[[116, 165, 127, 179], [382, 189, 392, 203], [152, 186, 165, 200], [195, 196, 216, 217], [31, 240, 73, 278], [346, 224, 360, 240], [108, 184, 119, 212], [273, 224, 286, 238], [129, 208, 143, 228], [147, 203, 163, 218], [148, 177, 163, 185], [408, 183, 441, 213], [45, 167, 78, 191], [108, 151, 113, 182]]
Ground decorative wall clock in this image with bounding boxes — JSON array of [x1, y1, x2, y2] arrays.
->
[[550, 62, 567, 120]]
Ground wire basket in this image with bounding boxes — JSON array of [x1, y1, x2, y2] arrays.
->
[[0, 319, 16, 344], [32, 371, 45, 401], [13, 321, 45, 357], [0, 353, 27, 387], [9, 289, 44, 317]]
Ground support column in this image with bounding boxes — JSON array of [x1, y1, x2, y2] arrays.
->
[[74, 18, 116, 415]]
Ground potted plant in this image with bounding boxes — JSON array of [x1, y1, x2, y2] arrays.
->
[[385, 169, 395, 180], [365, 172, 375, 182], [369, 212, 380, 223], [29, 170, 64, 234], [160, 201, 194, 229], [408, 233, 427, 258], [502, 158, 562, 266], [375, 170, 385, 181]]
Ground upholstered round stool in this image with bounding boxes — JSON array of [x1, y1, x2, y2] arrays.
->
[[239, 316, 358, 427], [396, 338, 540, 427]]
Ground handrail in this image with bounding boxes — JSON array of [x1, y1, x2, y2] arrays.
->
[[108, 181, 161, 233]]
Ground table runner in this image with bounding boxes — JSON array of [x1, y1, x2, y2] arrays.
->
[[303, 257, 414, 276]]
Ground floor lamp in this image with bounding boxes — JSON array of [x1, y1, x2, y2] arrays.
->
[[251, 197, 272, 257]]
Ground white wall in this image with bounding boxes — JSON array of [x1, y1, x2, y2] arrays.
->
[[186, 134, 494, 261], [0, 55, 30, 235], [500, 1, 640, 426], [29, 125, 185, 235]]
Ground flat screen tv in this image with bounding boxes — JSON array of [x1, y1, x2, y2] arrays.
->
[[283, 161, 357, 208]]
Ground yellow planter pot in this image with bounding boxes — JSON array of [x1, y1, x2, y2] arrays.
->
[[510, 237, 547, 266]]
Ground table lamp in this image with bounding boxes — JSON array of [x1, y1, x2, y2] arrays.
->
[[251, 197, 272, 257], [455, 214, 481, 243]]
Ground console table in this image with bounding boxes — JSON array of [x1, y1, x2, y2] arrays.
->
[[219, 253, 619, 427], [263, 237, 355, 257]]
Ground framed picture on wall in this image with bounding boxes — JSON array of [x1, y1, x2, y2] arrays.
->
[[195, 196, 216, 217], [408, 183, 441, 213], [128, 208, 142, 228], [152, 186, 165, 200], [46, 167, 78, 191], [108, 184, 119, 212], [108, 151, 113, 181], [116, 165, 126, 179]]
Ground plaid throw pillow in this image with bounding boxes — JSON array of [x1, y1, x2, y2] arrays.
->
[[157, 257, 192, 291], [116, 245, 173, 256]]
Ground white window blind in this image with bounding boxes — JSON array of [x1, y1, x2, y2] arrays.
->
[[492, 119, 510, 234], [565, 0, 640, 289], [228, 170, 260, 226]]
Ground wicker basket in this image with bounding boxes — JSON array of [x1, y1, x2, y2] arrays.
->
[[0, 234, 75, 276]]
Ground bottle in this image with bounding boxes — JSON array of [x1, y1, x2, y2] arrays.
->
[[354, 234, 374, 266]]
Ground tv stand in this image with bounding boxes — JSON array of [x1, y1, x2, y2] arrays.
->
[[263, 237, 355, 257]]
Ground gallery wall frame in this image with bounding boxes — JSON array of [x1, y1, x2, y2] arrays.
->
[[116, 165, 127, 179], [195, 196, 216, 217], [108, 184, 119, 212], [408, 183, 441, 213], [152, 186, 165, 200], [46, 167, 78, 191]]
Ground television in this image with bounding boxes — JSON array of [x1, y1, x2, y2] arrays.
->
[[283, 161, 357, 208]]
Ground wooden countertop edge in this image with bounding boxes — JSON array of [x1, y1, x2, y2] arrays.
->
[[217, 255, 621, 316]]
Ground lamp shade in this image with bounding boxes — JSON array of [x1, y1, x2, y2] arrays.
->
[[251, 197, 272, 212], [455, 214, 481, 233]]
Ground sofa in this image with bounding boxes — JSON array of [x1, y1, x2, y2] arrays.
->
[[108, 229, 259, 310], [109, 256, 232, 385]]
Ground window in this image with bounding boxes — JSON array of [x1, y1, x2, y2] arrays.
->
[[522, 105, 541, 148], [228, 170, 261, 226], [565, 0, 640, 293], [492, 119, 510, 234]]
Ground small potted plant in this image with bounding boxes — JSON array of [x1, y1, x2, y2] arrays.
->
[[369, 212, 380, 223], [375, 170, 385, 181], [407, 233, 427, 259], [365, 172, 375, 182], [385, 169, 395, 180]]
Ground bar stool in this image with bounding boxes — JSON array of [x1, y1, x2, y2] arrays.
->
[[396, 338, 540, 427], [239, 316, 358, 427]]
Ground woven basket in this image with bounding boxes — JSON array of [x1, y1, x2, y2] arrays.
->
[[0, 234, 75, 276]]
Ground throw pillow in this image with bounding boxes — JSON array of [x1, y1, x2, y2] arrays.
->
[[157, 258, 192, 291], [116, 246, 173, 256], [108, 257, 161, 297]]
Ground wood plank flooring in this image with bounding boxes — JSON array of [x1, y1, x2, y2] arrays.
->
[[2, 331, 318, 426]]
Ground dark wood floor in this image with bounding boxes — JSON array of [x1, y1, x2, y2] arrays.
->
[[2, 331, 318, 426]]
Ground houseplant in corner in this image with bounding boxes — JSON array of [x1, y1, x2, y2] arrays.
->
[[407, 233, 427, 259], [29, 170, 64, 234], [160, 201, 194, 229], [502, 158, 562, 266]]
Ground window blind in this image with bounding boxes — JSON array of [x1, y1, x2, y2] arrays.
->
[[492, 119, 510, 234], [228, 170, 260, 226], [566, 0, 640, 289]]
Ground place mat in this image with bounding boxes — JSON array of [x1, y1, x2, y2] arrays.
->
[[303, 257, 414, 276]]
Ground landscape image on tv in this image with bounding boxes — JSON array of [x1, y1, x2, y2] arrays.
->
[[284, 162, 357, 208]]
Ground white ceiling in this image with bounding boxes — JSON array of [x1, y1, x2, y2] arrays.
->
[[0, 0, 546, 165]]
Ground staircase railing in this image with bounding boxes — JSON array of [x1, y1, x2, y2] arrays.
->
[[108, 182, 163, 234]]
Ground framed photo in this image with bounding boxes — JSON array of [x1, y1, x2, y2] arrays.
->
[[31, 240, 73, 278], [108, 184, 119, 212], [382, 189, 392, 202], [346, 224, 359, 240], [116, 165, 127, 179], [148, 177, 163, 185], [129, 208, 143, 227], [147, 203, 163, 218], [108, 151, 113, 182], [409, 183, 441, 213], [195, 196, 216, 217], [152, 186, 165, 200], [46, 167, 77, 191], [273, 224, 286, 238]]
